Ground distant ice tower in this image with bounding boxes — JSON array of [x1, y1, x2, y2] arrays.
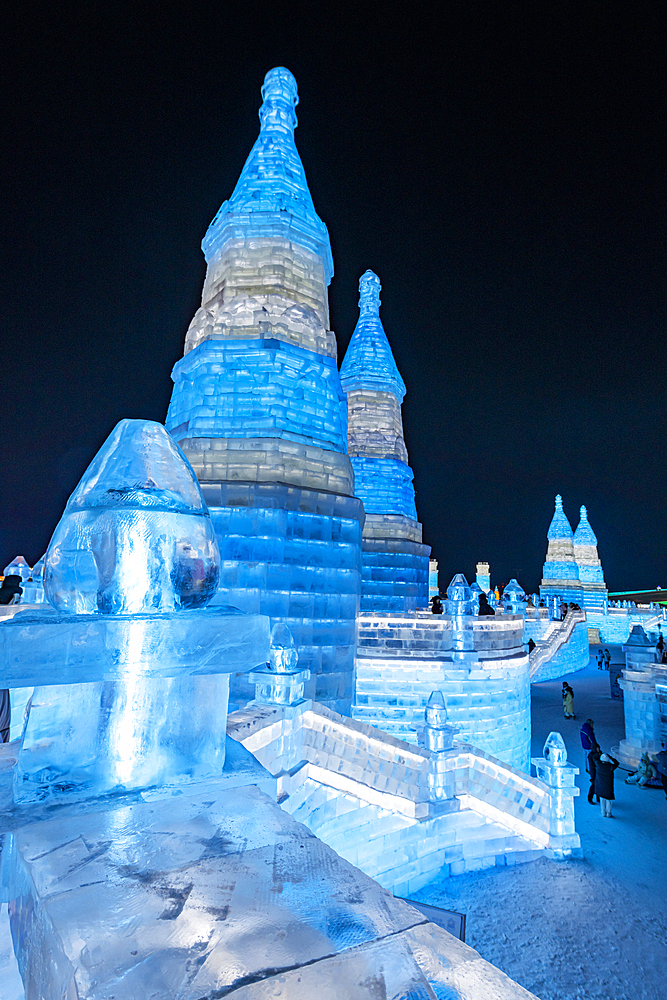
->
[[573, 505, 607, 609], [166, 68, 363, 712], [340, 271, 430, 611], [539, 495, 583, 604]]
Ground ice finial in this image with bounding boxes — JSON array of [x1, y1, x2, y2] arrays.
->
[[340, 270, 406, 400], [425, 690, 448, 728], [358, 270, 381, 317], [547, 494, 574, 540], [259, 67, 299, 133], [574, 504, 598, 546], [543, 731, 567, 765], [44, 420, 220, 614]]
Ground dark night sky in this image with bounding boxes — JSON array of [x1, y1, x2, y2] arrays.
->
[[1, 3, 665, 592]]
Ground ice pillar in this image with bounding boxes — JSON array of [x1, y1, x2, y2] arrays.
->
[[165, 68, 363, 713], [531, 732, 581, 859], [340, 271, 430, 611]]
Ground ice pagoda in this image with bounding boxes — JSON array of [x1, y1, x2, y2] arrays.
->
[[166, 68, 364, 713]]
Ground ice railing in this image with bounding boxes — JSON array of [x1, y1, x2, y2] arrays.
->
[[529, 609, 587, 680], [228, 702, 554, 848]]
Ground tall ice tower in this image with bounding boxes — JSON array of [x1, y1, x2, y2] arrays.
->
[[340, 271, 430, 610], [539, 495, 582, 604], [573, 505, 607, 609], [166, 68, 363, 712]]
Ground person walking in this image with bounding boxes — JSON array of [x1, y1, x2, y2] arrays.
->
[[562, 682, 575, 718], [595, 753, 619, 817], [603, 648, 611, 671], [580, 719, 596, 773], [596, 648, 604, 670], [588, 747, 601, 804]]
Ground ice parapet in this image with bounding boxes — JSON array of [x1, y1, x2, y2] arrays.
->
[[44, 420, 220, 614]]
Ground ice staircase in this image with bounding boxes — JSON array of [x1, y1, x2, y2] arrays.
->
[[529, 609, 588, 682], [228, 701, 568, 898]]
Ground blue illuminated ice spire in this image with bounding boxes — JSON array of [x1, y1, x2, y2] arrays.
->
[[539, 495, 582, 604], [341, 271, 430, 611], [202, 67, 333, 281], [573, 505, 607, 608], [165, 68, 363, 714]]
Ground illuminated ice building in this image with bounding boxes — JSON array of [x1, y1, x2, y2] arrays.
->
[[340, 270, 430, 612], [539, 495, 583, 605], [165, 68, 363, 712]]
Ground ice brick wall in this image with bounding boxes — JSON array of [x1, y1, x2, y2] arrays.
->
[[340, 272, 429, 612], [164, 68, 362, 712], [529, 615, 590, 683], [352, 612, 531, 771]]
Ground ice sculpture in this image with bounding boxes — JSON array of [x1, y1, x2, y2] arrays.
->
[[2, 556, 30, 582], [19, 555, 46, 604], [44, 419, 220, 613], [165, 67, 363, 712], [573, 504, 608, 608], [539, 495, 583, 604], [2, 419, 270, 802], [248, 621, 311, 705], [340, 270, 430, 611], [531, 732, 581, 859]]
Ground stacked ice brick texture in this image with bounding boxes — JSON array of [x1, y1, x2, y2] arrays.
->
[[340, 271, 430, 612], [573, 505, 608, 609], [166, 68, 363, 713], [539, 495, 584, 605]]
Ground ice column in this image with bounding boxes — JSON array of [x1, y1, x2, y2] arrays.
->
[[539, 495, 582, 604], [531, 732, 581, 859], [414, 691, 460, 812], [340, 271, 430, 611], [573, 505, 608, 609], [165, 68, 363, 713]]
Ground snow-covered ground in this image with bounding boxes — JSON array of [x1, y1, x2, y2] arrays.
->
[[414, 649, 667, 1000]]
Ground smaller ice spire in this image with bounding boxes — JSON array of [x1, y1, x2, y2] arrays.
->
[[547, 494, 574, 540], [340, 271, 406, 399], [258, 66, 299, 133], [574, 505, 598, 546]]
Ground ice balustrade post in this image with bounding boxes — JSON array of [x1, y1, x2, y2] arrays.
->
[[531, 732, 581, 859], [414, 691, 460, 815], [248, 623, 311, 707]]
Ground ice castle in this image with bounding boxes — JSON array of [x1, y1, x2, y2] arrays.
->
[[165, 67, 364, 713], [340, 270, 430, 611]]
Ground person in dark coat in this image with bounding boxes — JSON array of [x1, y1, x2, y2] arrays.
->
[[650, 743, 667, 799], [587, 747, 601, 804], [430, 595, 443, 614], [595, 753, 619, 816], [580, 719, 597, 773], [0, 690, 10, 743], [0, 574, 23, 605], [478, 593, 495, 616]]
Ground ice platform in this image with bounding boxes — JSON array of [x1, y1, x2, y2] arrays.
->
[[2, 764, 539, 999]]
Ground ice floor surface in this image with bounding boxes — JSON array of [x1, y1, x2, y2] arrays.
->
[[413, 653, 667, 1000]]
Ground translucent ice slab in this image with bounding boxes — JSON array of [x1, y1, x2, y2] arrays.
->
[[4, 781, 539, 999]]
